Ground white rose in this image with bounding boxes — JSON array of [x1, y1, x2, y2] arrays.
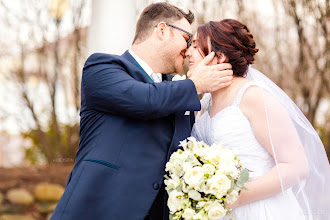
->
[[172, 74, 187, 81], [206, 173, 232, 198], [169, 150, 189, 163], [187, 136, 197, 143], [166, 160, 184, 178], [207, 202, 227, 219], [187, 154, 202, 167], [196, 201, 213, 210], [182, 161, 194, 173], [203, 148, 222, 165], [219, 158, 239, 178], [167, 190, 186, 214], [192, 146, 208, 162], [165, 161, 174, 173], [193, 209, 208, 220], [202, 163, 216, 176], [179, 139, 188, 150], [226, 190, 239, 204], [198, 181, 208, 194], [164, 178, 182, 190], [188, 189, 202, 201], [182, 208, 196, 219], [187, 137, 198, 150], [183, 166, 205, 189], [219, 148, 235, 161]]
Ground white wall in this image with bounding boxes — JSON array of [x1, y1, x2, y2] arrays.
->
[[87, 0, 137, 56]]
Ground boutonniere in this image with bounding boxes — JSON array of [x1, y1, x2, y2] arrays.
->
[[172, 74, 187, 81]]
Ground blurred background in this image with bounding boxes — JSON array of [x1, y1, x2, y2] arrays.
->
[[0, 0, 328, 219]]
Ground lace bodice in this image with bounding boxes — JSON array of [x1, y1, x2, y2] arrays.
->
[[192, 82, 275, 180]]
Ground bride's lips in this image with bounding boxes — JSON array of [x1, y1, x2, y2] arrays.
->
[[189, 62, 194, 68]]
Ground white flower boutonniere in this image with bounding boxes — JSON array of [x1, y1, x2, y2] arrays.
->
[[172, 75, 187, 81]]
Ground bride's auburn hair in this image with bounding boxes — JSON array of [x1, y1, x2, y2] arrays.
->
[[197, 19, 259, 77]]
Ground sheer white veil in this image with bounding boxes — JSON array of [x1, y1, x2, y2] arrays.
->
[[246, 66, 330, 220]]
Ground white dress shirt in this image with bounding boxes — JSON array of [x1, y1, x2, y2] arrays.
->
[[128, 49, 162, 82]]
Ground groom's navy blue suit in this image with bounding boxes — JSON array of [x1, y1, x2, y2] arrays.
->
[[50, 51, 201, 220]]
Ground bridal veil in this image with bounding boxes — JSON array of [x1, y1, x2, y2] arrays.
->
[[246, 67, 330, 220]]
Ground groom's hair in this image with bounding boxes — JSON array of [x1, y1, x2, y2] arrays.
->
[[133, 2, 194, 44]]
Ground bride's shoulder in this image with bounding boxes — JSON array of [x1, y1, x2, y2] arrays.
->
[[239, 82, 266, 117]]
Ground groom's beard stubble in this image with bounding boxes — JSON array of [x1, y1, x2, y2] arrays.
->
[[161, 53, 176, 74], [161, 49, 185, 74]]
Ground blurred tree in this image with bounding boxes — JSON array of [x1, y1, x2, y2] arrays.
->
[[280, 0, 329, 125], [0, 0, 89, 163], [1, 0, 328, 163], [276, 0, 329, 156]]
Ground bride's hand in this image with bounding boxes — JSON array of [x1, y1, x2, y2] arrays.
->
[[226, 198, 240, 210]]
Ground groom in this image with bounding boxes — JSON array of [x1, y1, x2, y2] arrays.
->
[[51, 2, 232, 220]]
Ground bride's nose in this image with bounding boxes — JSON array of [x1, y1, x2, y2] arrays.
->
[[185, 47, 192, 57]]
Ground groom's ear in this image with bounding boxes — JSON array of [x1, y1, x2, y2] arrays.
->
[[155, 22, 166, 40]]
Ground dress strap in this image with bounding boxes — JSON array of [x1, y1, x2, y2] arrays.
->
[[232, 82, 259, 107]]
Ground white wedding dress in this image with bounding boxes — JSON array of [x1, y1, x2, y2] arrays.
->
[[191, 82, 306, 220]]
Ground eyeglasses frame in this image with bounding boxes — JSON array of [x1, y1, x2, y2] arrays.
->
[[155, 23, 193, 48]]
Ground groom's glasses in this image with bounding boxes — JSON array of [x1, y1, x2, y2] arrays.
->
[[166, 24, 193, 48], [156, 23, 193, 48]]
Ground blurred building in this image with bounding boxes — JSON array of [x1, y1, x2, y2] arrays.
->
[[0, 131, 31, 167], [87, 0, 136, 55]]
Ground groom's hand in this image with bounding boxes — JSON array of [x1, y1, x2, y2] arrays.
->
[[190, 52, 233, 94]]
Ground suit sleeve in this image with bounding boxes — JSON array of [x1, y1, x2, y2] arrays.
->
[[82, 59, 201, 120]]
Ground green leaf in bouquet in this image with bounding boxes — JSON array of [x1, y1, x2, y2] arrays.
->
[[194, 155, 204, 165], [228, 215, 236, 220], [191, 199, 198, 209], [173, 211, 183, 220], [236, 169, 249, 188], [169, 213, 176, 220], [164, 174, 170, 180], [233, 185, 240, 192], [241, 186, 249, 191], [178, 149, 183, 154], [230, 178, 235, 189]]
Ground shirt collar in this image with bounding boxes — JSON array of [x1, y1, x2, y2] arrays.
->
[[128, 49, 154, 77]]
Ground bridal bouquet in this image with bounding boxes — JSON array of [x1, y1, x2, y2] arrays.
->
[[164, 137, 249, 220]]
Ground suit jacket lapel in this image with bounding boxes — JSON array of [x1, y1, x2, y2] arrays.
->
[[122, 50, 182, 161], [132, 60, 154, 83], [121, 50, 154, 83]]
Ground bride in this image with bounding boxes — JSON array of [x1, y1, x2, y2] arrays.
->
[[185, 19, 330, 219]]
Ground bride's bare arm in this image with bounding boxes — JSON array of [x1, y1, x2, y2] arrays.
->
[[230, 86, 309, 209]]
